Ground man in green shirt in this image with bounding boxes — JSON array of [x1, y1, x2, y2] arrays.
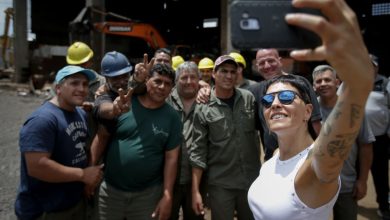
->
[[98, 63, 182, 220], [166, 61, 204, 220], [190, 55, 261, 220]]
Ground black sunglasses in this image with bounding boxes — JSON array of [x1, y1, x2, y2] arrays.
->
[[261, 90, 303, 108]]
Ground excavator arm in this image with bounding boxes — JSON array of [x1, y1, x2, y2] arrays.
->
[[2, 8, 14, 69], [94, 21, 167, 50]]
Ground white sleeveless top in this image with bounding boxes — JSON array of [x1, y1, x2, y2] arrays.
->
[[248, 145, 340, 220]]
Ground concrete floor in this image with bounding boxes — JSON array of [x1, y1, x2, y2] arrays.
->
[[357, 172, 383, 220]]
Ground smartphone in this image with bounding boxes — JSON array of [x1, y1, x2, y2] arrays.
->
[[230, 1, 322, 50]]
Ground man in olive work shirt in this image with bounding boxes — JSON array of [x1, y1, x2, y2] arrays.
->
[[189, 55, 261, 220]]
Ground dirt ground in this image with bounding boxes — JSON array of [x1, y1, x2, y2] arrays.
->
[[0, 80, 385, 220], [0, 82, 48, 220]]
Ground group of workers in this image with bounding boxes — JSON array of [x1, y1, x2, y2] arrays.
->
[[13, 1, 390, 220]]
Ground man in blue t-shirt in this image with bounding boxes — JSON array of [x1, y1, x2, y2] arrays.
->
[[14, 65, 104, 220]]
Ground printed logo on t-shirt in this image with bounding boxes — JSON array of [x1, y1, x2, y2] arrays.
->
[[72, 142, 87, 164], [75, 142, 86, 155], [152, 123, 168, 137], [65, 121, 88, 165], [66, 121, 88, 139]]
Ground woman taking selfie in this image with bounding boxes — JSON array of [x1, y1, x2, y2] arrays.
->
[[247, 0, 374, 219]]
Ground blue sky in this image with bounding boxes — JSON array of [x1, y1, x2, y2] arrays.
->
[[0, 0, 13, 36], [0, 0, 32, 38]]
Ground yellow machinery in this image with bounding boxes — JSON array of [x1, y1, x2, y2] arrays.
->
[[1, 7, 14, 69]]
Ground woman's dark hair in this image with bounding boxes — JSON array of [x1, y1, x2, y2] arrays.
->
[[262, 74, 317, 139]]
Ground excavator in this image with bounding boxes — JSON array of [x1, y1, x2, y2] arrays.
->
[[70, 7, 192, 61], [93, 21, 167, 50]]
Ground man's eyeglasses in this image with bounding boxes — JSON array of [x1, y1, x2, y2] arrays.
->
[[261, 90, 303, 108]]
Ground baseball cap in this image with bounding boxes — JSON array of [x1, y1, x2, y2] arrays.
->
[[214, 55, 238, 71], [370, 54, 378, 67], [55, 65, 96, 83]]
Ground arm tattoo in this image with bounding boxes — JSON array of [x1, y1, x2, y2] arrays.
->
[[350, 104, 362, 128], [327, 132, 357, 159], [313, 144, 326, 158], [332, 101, 343, 120]]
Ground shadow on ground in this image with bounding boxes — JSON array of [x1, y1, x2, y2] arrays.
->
[[358, 205, 381, 220]]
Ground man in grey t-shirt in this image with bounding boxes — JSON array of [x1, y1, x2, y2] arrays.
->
[[313, 65, 375, 220]]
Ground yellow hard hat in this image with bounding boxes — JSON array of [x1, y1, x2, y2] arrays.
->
[[198, 57, 214, 69], [66, 42, 94, 65], [172, 55, 185, 71], [229, 52, 246, 68]]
